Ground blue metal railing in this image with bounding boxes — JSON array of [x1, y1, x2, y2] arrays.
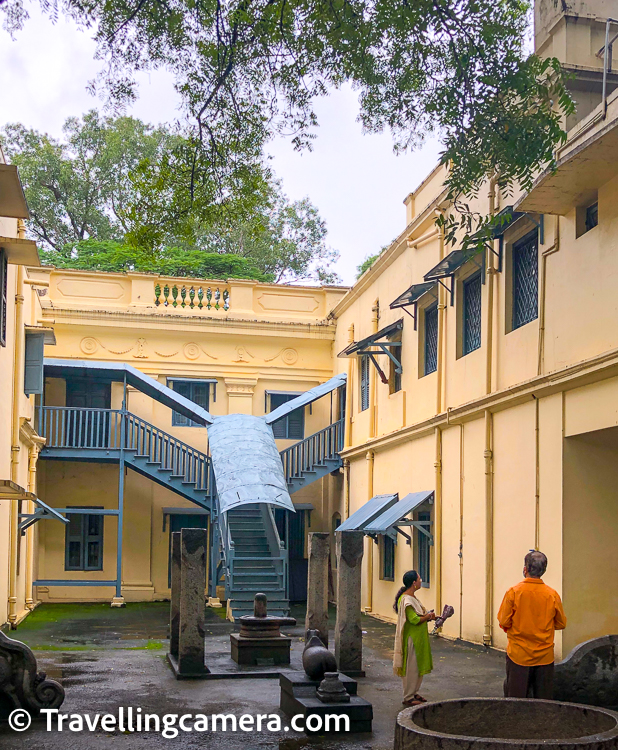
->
[[279, 417, 344, 486], [37, 406, 214, 497]]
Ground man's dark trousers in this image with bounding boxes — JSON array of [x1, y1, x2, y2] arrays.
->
[[504, 655, 554, 699]]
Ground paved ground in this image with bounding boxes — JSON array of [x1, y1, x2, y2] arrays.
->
[[0, 602, 506, 749]]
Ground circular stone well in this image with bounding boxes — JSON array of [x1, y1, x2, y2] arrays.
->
[[395, 698, 618, 750]]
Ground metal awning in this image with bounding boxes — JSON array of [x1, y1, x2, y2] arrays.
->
[[337, 493, 399, 532], [390, 282, 438, 330], [424, 247, 482, 283], [44, 359, 214, 426], [207, 413, 295, 514], [0, 236, 40, 266], [337, 320, 403, 382], [25, 326, 56, 345], [0, 164, 30, 219], [265, 373, 347, 425], [0, 481, 69, 532], [364, 491, 434, 542]]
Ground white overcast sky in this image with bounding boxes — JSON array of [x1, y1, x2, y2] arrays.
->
[[0, 8, 443, 285]]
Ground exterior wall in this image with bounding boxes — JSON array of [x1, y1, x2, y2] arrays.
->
[[329, 40, 618, 658]]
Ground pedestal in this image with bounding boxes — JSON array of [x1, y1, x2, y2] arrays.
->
[[230, 633, 292, 665], [279, 673, 372, 734]]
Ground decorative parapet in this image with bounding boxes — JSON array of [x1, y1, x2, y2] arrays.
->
[[154, 280, 230, 311], [32, 268, 349, 324]]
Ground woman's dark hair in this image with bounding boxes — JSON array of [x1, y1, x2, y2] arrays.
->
[[393, 570, 419, 613]]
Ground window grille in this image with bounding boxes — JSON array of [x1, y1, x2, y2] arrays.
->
[[512, 230, 538, 330], [65, 509, 104, 571], [360, 354, 370, 411], [270, 393, 305, 440], [0, 251, 7, 347], [170, 380, 211, 426], [424, 305, 438, 375], [463, 272, 482, 355], [418, 511, 431, 585], [382, 535, 395, 581]]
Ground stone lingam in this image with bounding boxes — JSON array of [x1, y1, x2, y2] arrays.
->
[[230, 593, 296, 666]]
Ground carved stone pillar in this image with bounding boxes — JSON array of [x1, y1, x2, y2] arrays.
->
[[334, 530, 365, 677], [305, 532, 330, 646], [224, 377, 258, 415]]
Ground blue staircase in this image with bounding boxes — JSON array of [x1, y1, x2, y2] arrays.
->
[[37, 407, 345, 618]]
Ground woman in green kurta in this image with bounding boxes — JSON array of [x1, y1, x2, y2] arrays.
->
[[393, 570, 436, 706]]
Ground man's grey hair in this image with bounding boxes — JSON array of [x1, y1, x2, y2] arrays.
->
[[525, 550, 547, 578]]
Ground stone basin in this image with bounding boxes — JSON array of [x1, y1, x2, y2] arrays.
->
[[395, 698, 618, 750]]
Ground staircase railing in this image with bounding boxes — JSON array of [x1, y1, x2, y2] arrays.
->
[[37, 406, 214, 497], [279, 417, 345, 485]]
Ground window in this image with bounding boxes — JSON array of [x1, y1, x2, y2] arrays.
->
[[417, 511, 431, 586], [585, 202, 598, 233], [269, 393, 305, 439], [512, 230, 538, 331], [462, 272, 482, 356], [65, 509, 104, 571], [424, 304, 438, 375], [388, 331, 402, 394], [381, 535, 395, 581], [0, 250, 7, 347], [169, 380, 211, 426], [24, 331, 45, 395], [359, 354, 370, 411]]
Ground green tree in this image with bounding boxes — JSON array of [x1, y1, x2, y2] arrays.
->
[[3, 0, 574, 244], [41, 240, 273, 281], [2, 113, 339, 282]]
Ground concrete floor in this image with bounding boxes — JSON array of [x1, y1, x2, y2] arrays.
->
[[0, 602, 506, 749]]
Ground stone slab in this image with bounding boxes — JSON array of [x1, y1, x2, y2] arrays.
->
[[280, 689, 372, 734], [280, 671, 358, 697]]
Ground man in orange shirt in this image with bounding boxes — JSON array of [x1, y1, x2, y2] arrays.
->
[[497, 551, 567, 699]]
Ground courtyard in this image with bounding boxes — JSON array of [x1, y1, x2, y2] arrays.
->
[[0, 603, 505, 749]]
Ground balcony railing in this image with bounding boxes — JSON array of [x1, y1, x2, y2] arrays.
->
[[279, 418, 344, 486]]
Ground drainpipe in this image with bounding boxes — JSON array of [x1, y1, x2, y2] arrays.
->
[[25, 442, 43, 611], [534, 396, 540, 551], [369, 300, 379, 437], [483, 410, 494, 647], [364, 450, 375, 613], [8, 258, 25, 627], [485, 177, 498, 395], [434, 426, 443, 619], [343, 459, 351, 520], [345, 324, 354, 449], [435, 212, 446, 414], [537, 216, 560, 376], [459, 424, 465, 640]]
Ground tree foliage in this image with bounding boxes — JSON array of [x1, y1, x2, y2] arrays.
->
[[2, 0, 574, 243], [42, 240, 274, 281], [1, 112, 339, 282]]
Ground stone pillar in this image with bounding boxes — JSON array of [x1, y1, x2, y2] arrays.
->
[[305, 532, 330, 646], [177, 528, 209, 676], [169, 531, 181, 660], [335, 530, 364, 676]]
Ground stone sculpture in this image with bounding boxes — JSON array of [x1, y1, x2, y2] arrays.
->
[[0, 630, 64, 721], [303, 629, 337, 681], [231, 593, 296, 665], [554, 635, 618, 710], [317, 672, 350, 703]]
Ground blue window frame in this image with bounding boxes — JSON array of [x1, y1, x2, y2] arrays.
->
[[382, 535, 395, 581], [169, 380, 210, 426], [65, 509, 104, 571], [424, 305, 438, 375], [463, 272, 482, 356], [360, 354, 370, 411], [270, 393, 305, 440], [417, 511, 431, 586], [512, 230, 538, 330]]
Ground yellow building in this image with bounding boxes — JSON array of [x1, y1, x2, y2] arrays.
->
[[0, 148, 61, 628], [330, 0, 618, 658], [2, 0, 617, 662]]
